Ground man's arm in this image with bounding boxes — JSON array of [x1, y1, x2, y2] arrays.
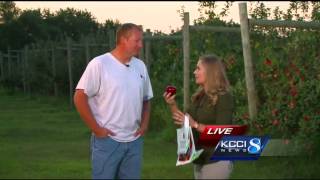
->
[[73, 89, 114, 137], [135, 100, 151, 137]]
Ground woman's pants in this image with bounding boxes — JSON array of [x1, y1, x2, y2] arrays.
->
[[193, 160, 233, 179]]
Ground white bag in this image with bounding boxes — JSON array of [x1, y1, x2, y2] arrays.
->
[[176, 115, 203, 166]]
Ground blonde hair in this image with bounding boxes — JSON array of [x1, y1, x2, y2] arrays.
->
[[191, 54, 231, 106], [116, 23, 142, 45]]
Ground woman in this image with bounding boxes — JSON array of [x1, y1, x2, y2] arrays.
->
[[163, 54, 234, 179]]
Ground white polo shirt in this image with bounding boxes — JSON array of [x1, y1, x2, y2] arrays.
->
[[76, 52, 153, 142]]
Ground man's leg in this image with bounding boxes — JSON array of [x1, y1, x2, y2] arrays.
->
[[91, 134, 124, 179], [117, 137, 143, 179]]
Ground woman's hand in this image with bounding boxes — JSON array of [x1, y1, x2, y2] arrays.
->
[[186, 113, 199, 129], [163, 92, 176, 106], [172, 110, 185, 125], [172, 111, 198, 128]]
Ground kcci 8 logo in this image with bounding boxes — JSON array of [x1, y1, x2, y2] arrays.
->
[[198, 125, 269, 160], [248, 138, 261, 154], [212, 136, 269, 160]]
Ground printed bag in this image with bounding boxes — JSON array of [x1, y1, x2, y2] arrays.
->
[[176, 115, 203, 166]]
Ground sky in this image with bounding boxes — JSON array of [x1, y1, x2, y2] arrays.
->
[[14, 1, 291, 34]]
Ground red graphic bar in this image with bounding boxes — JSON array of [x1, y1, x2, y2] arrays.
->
[[198, 125, 248, 147]]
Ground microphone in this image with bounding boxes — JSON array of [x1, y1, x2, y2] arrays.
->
[[125, 64, 130, 67]]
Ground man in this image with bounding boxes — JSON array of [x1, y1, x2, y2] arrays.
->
[[74, 23, 153, 179]]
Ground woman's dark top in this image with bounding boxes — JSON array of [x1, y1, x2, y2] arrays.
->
[[187, 91, 234, 165]]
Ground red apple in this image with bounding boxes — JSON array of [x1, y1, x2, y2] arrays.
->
[[303, 115, 310, 122], [272, 119, 279, 126], [271, 109, 278, 116], [264, 58, 272, 66], [290, 86, 298, 97], [166, 85, 176, 96]]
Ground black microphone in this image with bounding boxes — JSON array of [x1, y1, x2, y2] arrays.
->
[[125, 64, 130, 67]]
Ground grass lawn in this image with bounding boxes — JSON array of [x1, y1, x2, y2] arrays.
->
[[0, 89, 319, 179]]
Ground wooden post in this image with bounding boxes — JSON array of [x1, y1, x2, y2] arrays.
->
[[249, 19, 320, 29], [26, 46, 31, 96], [23, 46, 28, 94], [145, 29, 151, 72], [139, 40, 144, 61], [31, 44, 37, 95], [51, 43, 58, 97], [16, 50, 21, 91], [183, 12, 190, 112], [7, 47, 11, 77], [66, 37, 74, 108], [139, 26, 144, 60], [144, 35, 182, 40], [44, 43, 50, 95], [85, 37, 90, 64], [190, 26, 240, 32], [0, 52, 3, 79], [108, 29, 115, 51], [239, 3, 258, 120]]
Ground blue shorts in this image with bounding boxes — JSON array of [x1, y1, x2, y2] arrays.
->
[[90, 134, 143, 179]]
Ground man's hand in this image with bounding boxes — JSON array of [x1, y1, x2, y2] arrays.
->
[[74, 90, 117, 138], [134, 125, 148, 137], [135, 100, 151, 137], [93, 126, 116, 138]]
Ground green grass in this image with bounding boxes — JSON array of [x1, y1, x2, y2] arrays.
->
[[0, 89, 319, 179]]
